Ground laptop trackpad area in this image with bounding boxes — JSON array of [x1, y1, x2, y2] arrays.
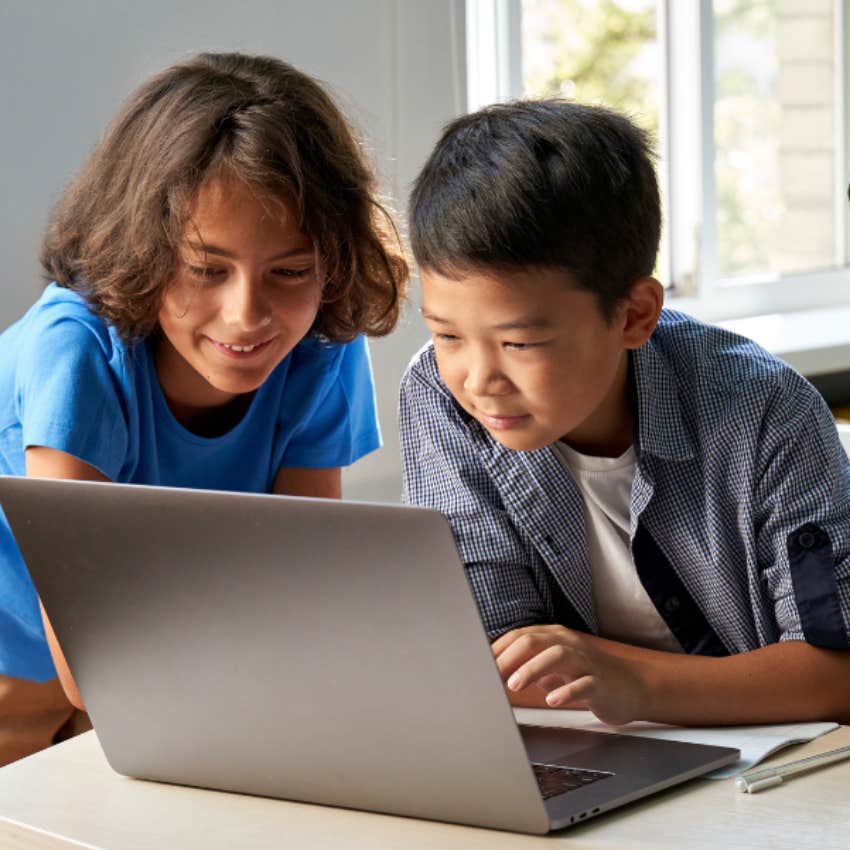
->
[[520, 724, 630, 768]]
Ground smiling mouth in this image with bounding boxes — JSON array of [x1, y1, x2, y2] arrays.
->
[[477, 411, 531, 430], [210, 337, 276, 357]]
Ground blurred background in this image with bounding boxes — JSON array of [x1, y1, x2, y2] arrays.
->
[[3, 0, 850, 501]]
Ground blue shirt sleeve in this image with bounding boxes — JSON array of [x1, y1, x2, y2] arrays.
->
[[281, 335, 381, 469], [15, 309, 129, 480]]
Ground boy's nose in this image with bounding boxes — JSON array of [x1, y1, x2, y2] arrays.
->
[[463, 359, 508, 396], [222, 275, 272, 330]]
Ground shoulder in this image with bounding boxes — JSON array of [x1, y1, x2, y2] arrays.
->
[[634, 309, 831, 470], [19, 283, 124, 359], [652, 309, 783, 379], [272, 334, 380, 466], [649, 309, 816, 413], [400, 340, 470, 425], [272, 334, 378, 428], [399, 341, 483, 460], [1, 284, 133, 401], [288, 333, 367, 378], [400, 340, 453, 402]]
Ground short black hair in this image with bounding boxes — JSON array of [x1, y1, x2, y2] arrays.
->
[[409, 99, 660, 320]]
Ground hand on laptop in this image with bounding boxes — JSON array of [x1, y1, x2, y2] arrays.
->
[[492, 625, 647, 726]]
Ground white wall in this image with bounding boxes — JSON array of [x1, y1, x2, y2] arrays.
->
[[0, 0, 465, 502]]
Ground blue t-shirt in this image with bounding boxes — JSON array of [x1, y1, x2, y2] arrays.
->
[[0, 284, 381, 681]]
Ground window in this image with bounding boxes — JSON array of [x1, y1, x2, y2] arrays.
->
[[467, 0, 850, 321]]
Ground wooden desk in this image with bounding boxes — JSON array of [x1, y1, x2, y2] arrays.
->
[[1, 726, 849, 850]]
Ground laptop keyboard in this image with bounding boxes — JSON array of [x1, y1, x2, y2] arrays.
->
[[531, 762, 614, 800]]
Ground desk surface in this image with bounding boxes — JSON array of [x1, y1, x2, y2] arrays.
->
[[1, 725, 849, 850]]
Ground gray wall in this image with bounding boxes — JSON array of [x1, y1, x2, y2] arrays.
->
[[0, 1, 465, 502]]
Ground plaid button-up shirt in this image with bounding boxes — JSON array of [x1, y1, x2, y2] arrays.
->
[[400, 309, 850, 654]]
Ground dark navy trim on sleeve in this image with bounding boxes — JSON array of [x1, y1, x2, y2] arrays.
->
[[632, 523, 729, 656], [787, 523, 850, 649]]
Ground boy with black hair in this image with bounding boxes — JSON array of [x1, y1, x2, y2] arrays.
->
[[400, 100, 850, 726]]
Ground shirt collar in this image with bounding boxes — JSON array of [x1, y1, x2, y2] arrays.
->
[[630, 330, 694, 462]]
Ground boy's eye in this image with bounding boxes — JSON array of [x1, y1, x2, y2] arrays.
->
[[271, 267, 313, 281], [187, 264, 226, 280], [434, 332, 461, 344]]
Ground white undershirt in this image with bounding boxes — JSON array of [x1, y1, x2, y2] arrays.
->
[[553, 441, 682, 653]]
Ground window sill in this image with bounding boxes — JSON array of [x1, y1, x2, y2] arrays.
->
[[715, 306, 850, 378], [667, 269, 850, 378]]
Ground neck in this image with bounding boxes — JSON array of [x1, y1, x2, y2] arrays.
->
[[152, 335, 251, 437], [163, 392, 255, 437], [561, 352, 633, 457]]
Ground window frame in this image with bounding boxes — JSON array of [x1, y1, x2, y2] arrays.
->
[[466, 0, 850, 322]]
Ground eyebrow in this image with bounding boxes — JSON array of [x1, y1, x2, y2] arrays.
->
[[184, 242, 314, 262], [421, 310, 553, 331]]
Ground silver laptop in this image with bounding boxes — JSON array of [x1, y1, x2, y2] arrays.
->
[[0, 476, 738, 834]]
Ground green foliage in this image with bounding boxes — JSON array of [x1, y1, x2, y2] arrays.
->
[[522, 0, 659, 138], [522, 0, 790, 280], [713, 0, 779, 277]]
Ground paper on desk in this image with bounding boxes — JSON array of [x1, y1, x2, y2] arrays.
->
[[513, 708, 839, 779]]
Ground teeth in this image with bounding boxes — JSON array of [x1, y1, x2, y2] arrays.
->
[[223, 342, 259, 352]]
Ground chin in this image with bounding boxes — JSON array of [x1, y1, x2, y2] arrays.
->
[[488, 431, 554, 453], [208, 371, 271, 397]]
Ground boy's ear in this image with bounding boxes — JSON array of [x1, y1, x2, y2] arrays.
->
[[620, 277, 663, 349]]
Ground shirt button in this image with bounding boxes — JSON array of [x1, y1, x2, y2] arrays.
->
[[798, 531, 817, 549], [663, 596, 681, 614]]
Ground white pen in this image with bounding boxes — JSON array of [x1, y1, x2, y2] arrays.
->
[[735, 743, 850, 793]]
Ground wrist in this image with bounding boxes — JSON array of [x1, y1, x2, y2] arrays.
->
[[630, 652, 668, 722]]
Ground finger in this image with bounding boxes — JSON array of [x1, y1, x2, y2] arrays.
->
[[491, 625, 538, 656], [495, 632, 561, 680], [507, 643, 585, 692], [544, 676, 595, 708], [491, 631, 519, 657], [497, 625, 580, 659], [535, 674, 568, 692], [491, 622, 574, 656]]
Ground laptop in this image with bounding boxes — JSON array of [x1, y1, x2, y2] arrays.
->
[[0, 476, 738, 834]]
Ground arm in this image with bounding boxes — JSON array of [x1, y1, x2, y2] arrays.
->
[[494, 624, 850, 725], [497, 384, 850, 725], [273, 466, 341, 498], [276, 336, 379, 494], [26, 446, 110, 712], [400, 357, 554, 637]]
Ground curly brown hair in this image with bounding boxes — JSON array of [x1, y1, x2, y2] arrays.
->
[[40, 52, 408, 343]]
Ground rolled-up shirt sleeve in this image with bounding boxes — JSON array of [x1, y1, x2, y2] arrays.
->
[[753, 380, 850, 649]]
